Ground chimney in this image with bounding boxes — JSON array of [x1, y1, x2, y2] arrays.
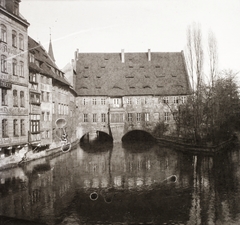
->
[[74, 49, 79, 61], [148, 49, 151, 61], [121, 49, 125, 63]]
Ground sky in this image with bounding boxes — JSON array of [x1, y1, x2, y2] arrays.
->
[[20, 0, 240, 77]]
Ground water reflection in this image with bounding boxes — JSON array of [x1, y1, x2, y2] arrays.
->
[[0, 142, 240, 224]]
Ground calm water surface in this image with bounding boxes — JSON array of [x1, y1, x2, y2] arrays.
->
[[0, 141, 240, 225]]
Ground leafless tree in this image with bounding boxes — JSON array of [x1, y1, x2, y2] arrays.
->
[[208, 30, 218, 87]]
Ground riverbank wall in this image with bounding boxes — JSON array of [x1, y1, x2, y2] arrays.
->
[[155, 135, 236, 155], [0, 140, 79, 171]]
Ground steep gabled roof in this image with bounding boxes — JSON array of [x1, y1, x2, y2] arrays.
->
[[75, 51, 191, 96], [28, 36, 70, 87]]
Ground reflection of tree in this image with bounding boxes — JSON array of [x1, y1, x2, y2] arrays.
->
[[187, 156, 201, 225]]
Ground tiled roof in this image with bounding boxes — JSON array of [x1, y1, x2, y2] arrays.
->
[[75, 51, 191, 96], [28, 36, 70, 86]]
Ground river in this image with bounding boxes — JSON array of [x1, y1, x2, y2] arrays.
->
[[0, 141, 240, 225]]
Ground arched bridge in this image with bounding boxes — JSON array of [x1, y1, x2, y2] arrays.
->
[[77, 121, 159, 143]]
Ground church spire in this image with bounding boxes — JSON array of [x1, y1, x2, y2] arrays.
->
[[48, 31, 55, 62]]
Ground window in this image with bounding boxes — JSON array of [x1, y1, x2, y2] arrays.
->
[[127, 98, 132, 105], [29, 53, 35, 63], [181, 96, 186, 104], [174, 97, 179, 104], [20, 119, 25, 136], [52, 102, 55, 114], [127, 113, 133, 122], [111, 113, 123, 123], [101, 113, 106, 122], [46, 92, 50, 102], [1, 89, 7, 106], [58, 103, 61, 114], [46, 112, 50, 121], [83, 98, 87, 105], [20, 91, 24, 107], [113, 98, 120, 105], [136, 98, 141, 105], [84, 114, 88, 122], [30, 115, 40, 133], [2, 119, 8, 137], [13, 2, 19, 15], [1, 24, 7, 43], [145, 112, 150, 121], [164, 112, 170, 121], [101, 98, 106, 105], [92, 98, 97, 105], [29, 72, 37, 83], [137, 113, 141, 122], [13, 119, 18, 136], [41, 111, 45, 121], [12, 58, 17, 75], [30, 93, 40, 105], [12, 30, 17, 47], [19, 61, 24, 77], [13, 90, 18, 107], [1, 55, 7, 73], [46, 130, 50, 138], [93, 113, 97, 122], [41, 91, 44, 101], [19, 34, 24, 50], [163, 97, 169, 104]]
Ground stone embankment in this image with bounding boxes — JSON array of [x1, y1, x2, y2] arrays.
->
[[0, 140, 79, 171], [155, 135, 236, 155]]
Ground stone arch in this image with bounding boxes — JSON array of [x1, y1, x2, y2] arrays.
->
[[121, 129, 155, 142], [80, 130, 113, 144]]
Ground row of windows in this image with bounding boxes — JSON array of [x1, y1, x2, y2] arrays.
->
[[30, 120, 40, 133], [41, 91, 50, 102], [57, 103, 69, 115], [1, 89, 25, 107], [81, 96, 187, 106], [41, 111, 50, 121], [0, 24, 24, 49], [82, 112, 175, 123], [1, 55, 24, 76], [29, 72, 51, 84], [41, 130, 50, 139], [2, 119, 25, 137]]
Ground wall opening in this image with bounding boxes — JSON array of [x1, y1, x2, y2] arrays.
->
[[122, 130, 155, 142], [122, 130, 156, 152]]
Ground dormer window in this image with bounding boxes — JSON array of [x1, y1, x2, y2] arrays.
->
[[13, 2, 19, 15]]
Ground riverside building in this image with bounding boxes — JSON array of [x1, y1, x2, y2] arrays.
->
[[0, 0, 29, 158], [64, 49, 191, 142]]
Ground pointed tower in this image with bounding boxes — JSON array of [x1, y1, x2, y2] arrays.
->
[[48, 33, 55, 62]]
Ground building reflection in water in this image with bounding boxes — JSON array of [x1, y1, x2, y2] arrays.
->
[[0, 142, 240, 224]]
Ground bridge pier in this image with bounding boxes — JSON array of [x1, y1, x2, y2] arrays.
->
[[109, 124, 125, 143]]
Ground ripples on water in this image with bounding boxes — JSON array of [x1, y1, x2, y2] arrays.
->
[[0, 141, 240, 225]]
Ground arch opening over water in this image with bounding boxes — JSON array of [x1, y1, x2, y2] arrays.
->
[[122, 130, 155, 143], [80, 131, 113, 144]]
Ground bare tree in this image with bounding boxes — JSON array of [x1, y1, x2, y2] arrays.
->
[[185, 23, 204, 92], [208, 30, 218, 87]]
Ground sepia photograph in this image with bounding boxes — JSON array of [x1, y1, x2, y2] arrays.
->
[[0, 0, 240, 224]]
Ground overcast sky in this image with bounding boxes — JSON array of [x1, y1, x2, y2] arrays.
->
[[21, 0, 240, 77]]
